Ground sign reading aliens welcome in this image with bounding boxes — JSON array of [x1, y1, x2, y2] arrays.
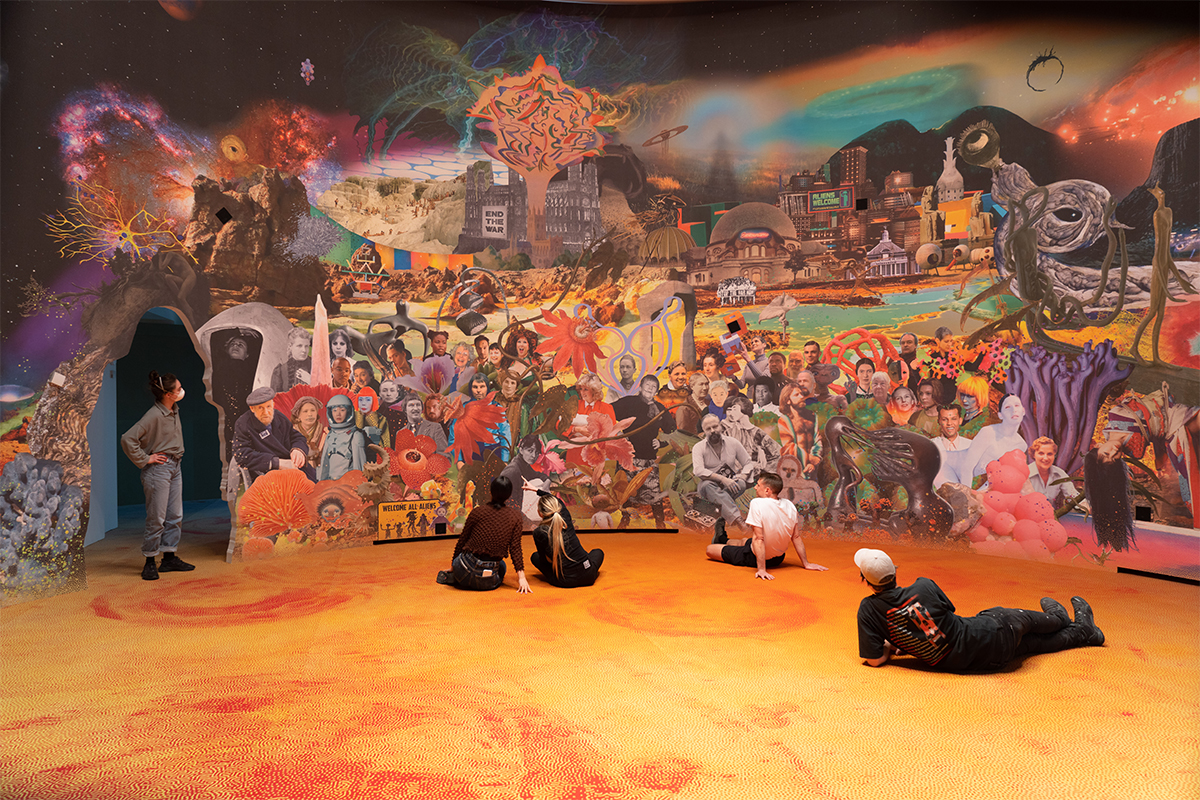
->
[[808, 188, 854, 212]]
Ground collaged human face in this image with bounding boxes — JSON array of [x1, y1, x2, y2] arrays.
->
[[357, 395, 373, 413], [900, 334, 918, 356], [406, 399, 423, 422], [519, 442, 539, 463], [702, 356, 720, 379], [871, 373, 891, 398], [939, 408, 961, 439], [619, 357, 635, 382], [1096, 438, 1122, 464], [754, 384, 773, 407], [709, 382, 729, 407], [1000, 395, 1026, 425], [471, 378, 488, 400], [727, 400, 745, 422], [380, 381, 400, 405], [227, 338, 248, 360], [768, 354, 785, 376], [475, 340, 489, 360], [353, 367, 371, 389], [389, 348, 408, 372], [701, 415, 723, 441], [918, 384, 936, 409], [515, 336, 530, 358], [290, 338, 309, 360], [670, 364, 687, 387], [797, 372, 816, 398], [803, 343, 821, 366], [332, 361, 351, 386], [779, 458, 799, 481], [331, 405, 349, 424], [691, 376, 710, 403], [958, 391, 979, 416], [640, 379, 658, 403], [330, 336, 350, 359], [502, 378, 519, 399], [893, 388, 916, 412], [489, 347, 502, 366], [454, 345, 471, 368], [750, 337, 766, 356], [1033, 444, 1057, 472], [250, 400, 274, 426], [430, 334, 448, 356], [426, 395, 445, 421], [787, 353, 804, 376], [582, 381, 603, 404], [298, 402, 319, 428], [857, 362, 874, 387]]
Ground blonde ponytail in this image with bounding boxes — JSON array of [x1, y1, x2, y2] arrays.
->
[[538, 494, 575, 577]]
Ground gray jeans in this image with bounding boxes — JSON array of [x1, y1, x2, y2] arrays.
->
[[698, 477, 749, 524], [141, 458, 183, 557]]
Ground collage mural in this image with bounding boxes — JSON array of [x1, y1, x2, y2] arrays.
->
[[1, 1, 1198, 602]]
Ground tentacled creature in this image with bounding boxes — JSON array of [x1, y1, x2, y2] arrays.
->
[[824, 416, 953, 540]]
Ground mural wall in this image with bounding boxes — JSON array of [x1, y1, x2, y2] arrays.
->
[[2, 1, 1197, 602]]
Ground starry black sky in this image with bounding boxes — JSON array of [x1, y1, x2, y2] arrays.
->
[[1, 0, 1192, 348]]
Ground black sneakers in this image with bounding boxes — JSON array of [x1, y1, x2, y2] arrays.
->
[[141, 559, 159, 581], [712, 518, 728, 545], [158, 553, 196, 572], [1040, 597, 1071, 627], [1070, 596, 1105, 646], [436, 570, 456, 585]]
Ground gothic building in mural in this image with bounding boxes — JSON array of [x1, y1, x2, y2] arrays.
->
[[459, 159, 602, 260]]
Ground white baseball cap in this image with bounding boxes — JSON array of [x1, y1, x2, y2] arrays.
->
[[854, 548, 896, 585]]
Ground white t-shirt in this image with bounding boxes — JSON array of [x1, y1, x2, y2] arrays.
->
[[744, 497, 798, 559]]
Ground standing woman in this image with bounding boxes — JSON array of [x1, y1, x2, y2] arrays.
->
[[531, 492, 603, 588], [120, 371, 196, 581]]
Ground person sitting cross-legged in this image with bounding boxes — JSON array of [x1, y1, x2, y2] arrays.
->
[[705, 471, 828, 580]]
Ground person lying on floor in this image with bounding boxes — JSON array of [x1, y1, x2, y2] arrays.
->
[[531, 490, 604, 588], [705, 471, 828, 580], [854, 548, 1105, 672], [437, 476, 531, 594]]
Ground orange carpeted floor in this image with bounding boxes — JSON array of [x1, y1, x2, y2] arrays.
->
[[2, 504, 1198, 800]]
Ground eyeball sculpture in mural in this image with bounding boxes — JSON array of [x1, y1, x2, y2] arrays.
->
[[965, 450, 1069, 561], [0, 454, 84, 596], [959, 120, 1130, 306]]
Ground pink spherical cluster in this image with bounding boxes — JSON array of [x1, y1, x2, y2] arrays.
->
[[965, 449, 1068, 561]]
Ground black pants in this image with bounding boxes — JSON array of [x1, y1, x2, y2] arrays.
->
[[979, 607, 1092, 662], [530, 549, 604, 588], [451, 551, 507, 591]]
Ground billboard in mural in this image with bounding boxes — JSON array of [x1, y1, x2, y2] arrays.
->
[[1, 1, 1197, 603]]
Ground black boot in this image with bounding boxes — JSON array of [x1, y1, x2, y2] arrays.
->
[[159, 553, 196, 572], [712, 517, 728, 545], [1071, 596, 1105, 646], [1040, 597, 1070, 627], [142, 557, 159, 581], [436, 570, 456, 585]]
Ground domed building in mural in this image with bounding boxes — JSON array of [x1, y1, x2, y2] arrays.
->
[[685, 201, 803, 288]]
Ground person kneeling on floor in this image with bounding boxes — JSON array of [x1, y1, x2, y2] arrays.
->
[[705, 471, 827, 580], [437, 476, 531, 594], [531, 490, 604, 588], [854, 548, 1105, 672]]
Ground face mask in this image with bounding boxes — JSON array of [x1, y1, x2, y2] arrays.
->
[[174, 388, 186, 401]]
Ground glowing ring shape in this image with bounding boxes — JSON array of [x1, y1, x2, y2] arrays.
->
[[221, 135, 248, 163], [642, 125, 688, 148]]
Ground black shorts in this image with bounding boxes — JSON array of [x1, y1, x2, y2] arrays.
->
[[721, 541, 786, 569]]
